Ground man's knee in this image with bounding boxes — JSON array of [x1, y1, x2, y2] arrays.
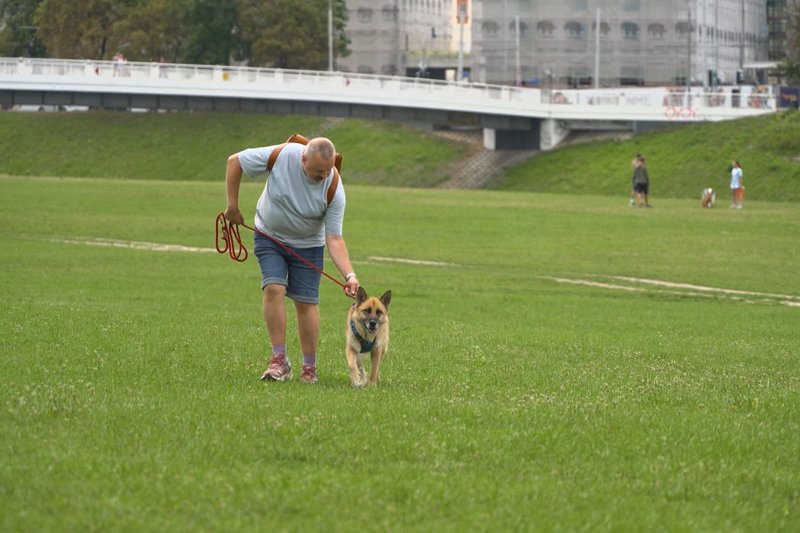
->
[[264, 283, 286, 301]]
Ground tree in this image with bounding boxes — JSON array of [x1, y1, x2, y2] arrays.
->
[[108, 0, 190, 62], [0, 0, 47, 56], [779, 0, 800, 85], [182, 0, 239, 65], [33, 0, 131, 59], [237, 0, 349, 70]]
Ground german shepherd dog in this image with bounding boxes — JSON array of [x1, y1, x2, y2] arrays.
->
[[346, 287, 391, 387]]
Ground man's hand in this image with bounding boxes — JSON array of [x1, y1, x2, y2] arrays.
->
[[225, 206, 244, 225], [344, 273, 359, 299]]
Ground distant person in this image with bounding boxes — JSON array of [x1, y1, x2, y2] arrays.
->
[[730, 160, 744, 209], [629, 153, 642, 206], [112, 52, 124, 76], [632, 154, 652, 207]]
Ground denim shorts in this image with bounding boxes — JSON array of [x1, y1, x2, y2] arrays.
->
[[253, 232, 323, 304]]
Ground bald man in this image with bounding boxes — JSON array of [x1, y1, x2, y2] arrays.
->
[[224, 137, 359, 384]]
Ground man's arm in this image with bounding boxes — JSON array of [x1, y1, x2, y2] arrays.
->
[[224, 153, 245, 224], [326, 234, 359, 297]]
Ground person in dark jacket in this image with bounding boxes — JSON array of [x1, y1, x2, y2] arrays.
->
[[632, 154, 652, 207]]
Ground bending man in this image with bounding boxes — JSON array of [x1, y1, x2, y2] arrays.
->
[[224, 137, 359, 384]]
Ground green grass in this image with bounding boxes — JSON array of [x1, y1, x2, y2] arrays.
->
[[492, 111, 800, 202], [3, 110, 798, 200], [1, 175, 799, 531], [0, 111, 465, 187]]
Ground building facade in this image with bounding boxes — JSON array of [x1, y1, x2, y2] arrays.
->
[[470, 0, 769, 86], [337, 1, 457, 77]]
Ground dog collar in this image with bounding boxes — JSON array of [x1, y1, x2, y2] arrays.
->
[[350, 319, 374, 353]]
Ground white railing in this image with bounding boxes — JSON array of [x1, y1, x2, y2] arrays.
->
[[0, 57, 778, 123]]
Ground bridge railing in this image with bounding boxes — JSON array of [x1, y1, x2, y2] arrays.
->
[[0, 57, 778, 122]]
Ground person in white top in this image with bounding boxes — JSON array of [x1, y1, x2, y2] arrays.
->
[[730, 160, 744, 209], [224, 137, 359, 384]]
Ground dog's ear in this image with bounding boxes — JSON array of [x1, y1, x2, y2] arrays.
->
[[356, 286, 368, 304], [380, 290, 392, 309]]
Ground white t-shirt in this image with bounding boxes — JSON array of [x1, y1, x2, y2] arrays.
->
[[730, 167, 743, 189], [238, 143, 345, 248]]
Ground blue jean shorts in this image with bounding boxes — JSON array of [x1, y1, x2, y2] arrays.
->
[[253, 233, 323, 304]]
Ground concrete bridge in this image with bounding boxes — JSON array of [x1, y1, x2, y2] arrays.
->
[[0, 57, 779, 151]]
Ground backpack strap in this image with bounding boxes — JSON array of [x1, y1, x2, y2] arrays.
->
[[327, 168, 340, 204], [266, 143, 288, 174]]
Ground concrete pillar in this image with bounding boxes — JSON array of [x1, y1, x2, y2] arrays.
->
[[540, 119, 570, 151]]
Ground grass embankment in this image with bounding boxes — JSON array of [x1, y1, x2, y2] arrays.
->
[[2, 110, 799, 200], [0, 111, 465, 187], [493, 111, 800, 202]]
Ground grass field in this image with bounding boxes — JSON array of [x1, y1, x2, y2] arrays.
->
[[1, 174, 798, 531]]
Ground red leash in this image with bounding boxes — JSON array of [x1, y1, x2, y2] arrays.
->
[[215, 212, 347, 290]]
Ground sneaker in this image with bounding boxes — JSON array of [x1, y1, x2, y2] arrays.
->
[[300, 365, 318, 384], [261, 354, 292, 382]]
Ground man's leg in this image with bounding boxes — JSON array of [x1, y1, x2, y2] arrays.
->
[[263, 283, 287, 346], [261, 283, 292, 381], [295, 301, 320, 383], [295, 301, 320, 357]]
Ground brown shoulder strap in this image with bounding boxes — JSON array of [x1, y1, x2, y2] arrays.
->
[[266, 143, 287, 172], [326, 168, 340, 205]]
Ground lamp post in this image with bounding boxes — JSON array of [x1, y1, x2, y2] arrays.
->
[[456, 0, 468, 82], [687, 6, 693, 100], [328, 0, 334, 72], [514, 15, 521, 85], [594, 8, 600, 88]]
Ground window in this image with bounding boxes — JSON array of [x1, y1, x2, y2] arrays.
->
[[593, 21, 610, 35], [564, 21, 584, 38], [382, 6, 398, 21], [621, 21, 640, 40], [675, 21, 692, 36], [510, 20, 529, 38], [481, 20, 500, 36], [537, 20, 555, 36], [647, 23, 666, 39], [357, 8, 373, 23]]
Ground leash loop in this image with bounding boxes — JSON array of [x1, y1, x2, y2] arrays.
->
[[216, 212, 248, 262], [215, 212, 348, 292]]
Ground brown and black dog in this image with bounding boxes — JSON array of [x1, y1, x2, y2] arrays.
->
[[346, 287, 391, 387]]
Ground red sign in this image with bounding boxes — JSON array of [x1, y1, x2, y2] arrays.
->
[[457, 0, 468, 24]]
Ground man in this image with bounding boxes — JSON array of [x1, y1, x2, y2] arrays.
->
[[224, 137, 359, 383]]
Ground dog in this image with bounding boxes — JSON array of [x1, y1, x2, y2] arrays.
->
[[701, 187, 716, 208], [345, 287, 391, 387]]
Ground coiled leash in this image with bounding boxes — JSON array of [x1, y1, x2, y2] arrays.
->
[[215, 212, 348, 291]]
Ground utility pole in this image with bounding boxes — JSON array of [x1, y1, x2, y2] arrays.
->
[[457, 0, 467, 82], [594, 8, 601, 88], [739, 0, 745, 69], [328, 0, 334, 72], [515, 15, 521, 85], [688, 7, 693, 99]]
